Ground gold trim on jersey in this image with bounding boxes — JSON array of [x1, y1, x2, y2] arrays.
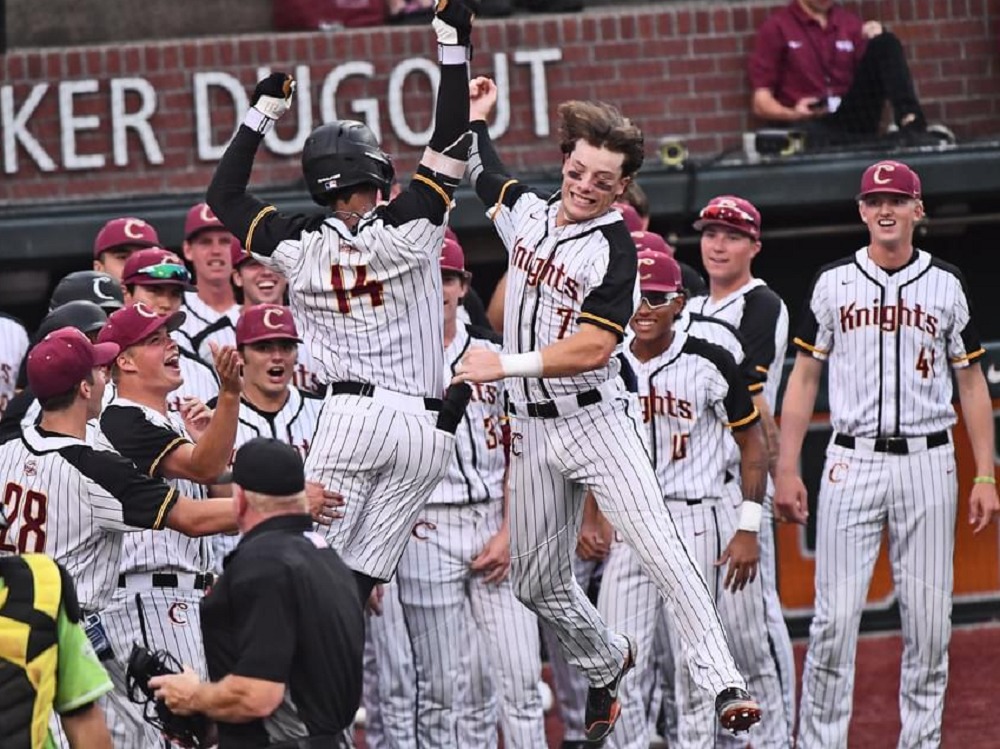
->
[[413, 174, 450, 208], [755, 365, 768, 374], [493, 179, 519, 219], [952, 347, 986, 364], [246, 205, 277, 253], [148, 437, 188, 478], [727, 406, 760, 430], [153, 486, 177, 530], [793, 337, 829, 355], [579, 312, 624, 335], [748, 382, 764, 393]]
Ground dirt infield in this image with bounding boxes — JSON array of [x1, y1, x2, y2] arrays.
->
[[354, 621, 1000, 747]]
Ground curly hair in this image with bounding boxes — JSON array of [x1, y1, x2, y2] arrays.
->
[[557, 101, 645, 178]]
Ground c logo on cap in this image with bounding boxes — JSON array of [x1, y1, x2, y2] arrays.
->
[[199, 204, 216, 223], [123, 219, 147, 239], [262, 308, 284, 330], [872, 163, 895, 185], [134, 302, 158, 318], [92, 277, 115, 301]]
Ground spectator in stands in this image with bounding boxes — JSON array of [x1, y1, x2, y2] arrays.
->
[[749, 0, 951, 146]]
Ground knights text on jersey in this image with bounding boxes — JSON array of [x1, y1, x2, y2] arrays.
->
[[686, 279, 789, 409], [0, 315, 29, 417], [98, 397, 212, 575], [427, 324, 507, 505], [795, 248, 983, 437], [493, 194, 638, 403], [0, 425, 176, 610], [624, 331, 759, 501]]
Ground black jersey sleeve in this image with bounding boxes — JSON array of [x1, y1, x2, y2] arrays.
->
[[100, 405, 190, 478], [70, 445, 178, 530], [578, 224, 638, 341], [685, 337, 760, 432]]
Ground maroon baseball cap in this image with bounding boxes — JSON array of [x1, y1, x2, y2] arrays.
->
[[444, 225, 459, 244], [236, 304, 302, 346], [121, 248, 195, 289], [98, 302, 185, 351], [184, 202, 226, 240], [631, 231, 675, 257], [93, 217, 160, 259], [230, 235, 254, 269], [614, 203, 644, 232], [693, 196, 761, 240], [637, 249, 683, 293], [28, 327, 119, 400], [857, 160, 922, 200], [441, 237, 468, 275]]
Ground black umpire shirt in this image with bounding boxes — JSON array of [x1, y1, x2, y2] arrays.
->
[[200, 514, 364, 747]]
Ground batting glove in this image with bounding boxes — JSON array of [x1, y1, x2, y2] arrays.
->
[[243, 72, 296, 135], [433, 0, 479, 48]]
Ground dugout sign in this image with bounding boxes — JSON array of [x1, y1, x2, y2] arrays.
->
[[774, 342, 1000, 622]]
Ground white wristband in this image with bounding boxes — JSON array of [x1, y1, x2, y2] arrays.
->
[[737, 501, 763, 533], [243, 108, 274, 135], [438, 44, 470, 65], [500, 352, 544, 378]]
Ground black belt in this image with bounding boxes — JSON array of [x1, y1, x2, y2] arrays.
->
[[509, 388, 603, 419], [833, 430, 949, 455], [328, 381, 443, 411], [117, 572, 215, 590], [267, 735, 351, 748]]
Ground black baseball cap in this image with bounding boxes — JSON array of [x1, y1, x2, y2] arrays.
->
[[51, 271, 125, 314], [232, 438, 305, 496]]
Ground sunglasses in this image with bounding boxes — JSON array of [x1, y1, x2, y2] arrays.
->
[[136, 263, 191, 282], [640, 292, 681, 310], [698, 203, 758, 229]]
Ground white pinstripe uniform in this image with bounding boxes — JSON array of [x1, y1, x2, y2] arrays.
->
[[96, 397, 213, 748], [209, 387, 322, 568], [601, 331, 789, 749], [466, 129, 747, 702], [0, 314, 29, 417], [166, 347, 220, 416], [794, 248, 982, 748], [686, 282, 797, 741], [393, 323, 545, 748], [177, 291, 240, 365]]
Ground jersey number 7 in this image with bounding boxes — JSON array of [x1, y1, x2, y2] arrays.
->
[[331, 265, 385, 314]]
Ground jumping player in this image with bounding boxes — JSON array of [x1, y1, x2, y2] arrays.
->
[[455, 76, 760, 742], [776, 160, 1000, 747]]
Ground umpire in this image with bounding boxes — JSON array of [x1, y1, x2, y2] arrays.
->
[[149, 437, 364, 748]]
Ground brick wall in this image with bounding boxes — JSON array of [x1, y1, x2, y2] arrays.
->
[[1, 0, 998, 205]]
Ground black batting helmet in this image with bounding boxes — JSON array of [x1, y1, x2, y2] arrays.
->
[[301, 121, 395, 207], [36, 300, 108, 342], [50, 271, 124, 314]]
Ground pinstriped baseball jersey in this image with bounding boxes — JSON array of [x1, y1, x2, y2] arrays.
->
[[427, 324, 506, 506], [0, 315, 28, 417], [624, 331, 759, 501], [97, 397, 212, 574], [687, 279, 789, 408], [166, 349, 220, 415], [489, 194, 638, 402], [0, 425, 175, 610], [795, 248, 983, 436], [177, 292, 240, 361]]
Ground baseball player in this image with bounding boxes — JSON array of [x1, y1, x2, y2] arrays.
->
[[456, 77, 760, 742], [388, 237, 546, 747], [176, 202, 240, 363], [599, 250, 788, 749], [208, 303, 323, 566], [91, 217, 160, 280], [50, 270, 125, 316], [685, 195, 797, 741], [775, 160, 1000, 748], [205, 1, 478, 601], [0, 312, 28, 417]]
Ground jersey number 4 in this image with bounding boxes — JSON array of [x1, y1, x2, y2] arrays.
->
[[916, 346, 936, 379], [331, 265, 385, 314], [0, 482, 47, 553]]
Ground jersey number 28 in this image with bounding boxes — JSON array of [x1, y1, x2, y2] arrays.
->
[[0, 482, 48, 553]]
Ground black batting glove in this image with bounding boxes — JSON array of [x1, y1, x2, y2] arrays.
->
[[244, 72, 295, 134], [433, 0, 479, 47]]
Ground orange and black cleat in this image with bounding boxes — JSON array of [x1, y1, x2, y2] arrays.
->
[[584, 636, 636, 743], [716, 686, 762, 733]]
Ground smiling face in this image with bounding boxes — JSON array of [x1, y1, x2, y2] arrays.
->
[[234, 259, 288, 306], [183, 229, 234, 286], [240, 340, 298, 399], [558, 140, 630, 225], [118, 327, 182, 394], [858, 193, 923, 251], [700, 226, 761, 290], [630, 294, 684, 347]]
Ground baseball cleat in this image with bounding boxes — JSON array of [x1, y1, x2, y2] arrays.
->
[[716, 686, 762, 733], [584, 635, 636, 743]]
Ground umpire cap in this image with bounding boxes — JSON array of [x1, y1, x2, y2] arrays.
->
[[301, 121, 395, 206], [50, 271, 125, 315]]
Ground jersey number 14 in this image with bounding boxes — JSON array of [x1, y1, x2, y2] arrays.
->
[[331, 265, 385, 314]]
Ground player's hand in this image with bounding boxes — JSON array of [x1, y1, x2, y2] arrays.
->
[[251, 72, 295, 121], [210, 343, 243, 395], [862, 20, 884, 39], [470, 524, 511, 584], [433, 0, 479, 47], [366, 584, 385, 616], [576, 514, 614, 562], [715, 530, 760, 593], [178, 397, 213, 441], [774, 472, 809, 525], [793, 97, 825, 119], [470, 77, 498, 122], [968, 481, 1000, 534], [453, 347, 504, 384], [305, 481, 345, 525], [149, 665, 201, 715]]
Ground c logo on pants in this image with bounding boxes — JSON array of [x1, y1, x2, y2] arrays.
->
[[828, 462, 849, 483], [509, 432, 523, 458], [168, 602, 189, 626], [411, 520, 437, 540]]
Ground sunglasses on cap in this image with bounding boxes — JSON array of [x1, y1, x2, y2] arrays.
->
[[136, 263, 191, 282], [698, 203, 758, 228], [640, 292, 682, 310]]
